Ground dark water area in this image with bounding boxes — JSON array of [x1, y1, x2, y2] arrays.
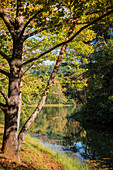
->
[[35, 106, 113, 169]]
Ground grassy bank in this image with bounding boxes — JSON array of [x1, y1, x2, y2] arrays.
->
[[0, 124, 88, 170], [27, 104, 73, 108], [44, 104, 73, 107]]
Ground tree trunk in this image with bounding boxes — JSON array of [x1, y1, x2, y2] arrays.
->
[[2, 39, 23, 163], [2, 113, 20, 162]]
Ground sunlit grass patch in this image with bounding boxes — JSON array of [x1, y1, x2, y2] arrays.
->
[[24, 133, 88, 170]]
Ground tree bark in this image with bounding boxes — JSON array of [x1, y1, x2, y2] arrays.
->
[[2, 112, 20, 162], [1, 39, 23, 163]]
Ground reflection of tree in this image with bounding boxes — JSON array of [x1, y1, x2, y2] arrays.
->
[[65, 119, 86, 140], [46, 79, 67, 104], [35, 107, 87, 142], [49, 107, 67, 133], [35, 107, 68, 134]]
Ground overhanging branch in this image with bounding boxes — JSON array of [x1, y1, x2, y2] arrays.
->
[[20, 8, 44, 38], [0, 102, 7, 110], [23, 26, 48, 41], [23, 18, 71, 41], [22, 8, 113, 66], [0, 50, 10, 62], [23, 7, 112, 41], [23, 63, 34, 75], [0, 6, 14, 37], [0, 69, 10, 77]]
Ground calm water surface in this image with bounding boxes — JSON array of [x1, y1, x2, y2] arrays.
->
[[35, 106, 113, 169]]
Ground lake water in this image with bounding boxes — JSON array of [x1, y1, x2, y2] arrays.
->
[[35, 106, 113, 169]]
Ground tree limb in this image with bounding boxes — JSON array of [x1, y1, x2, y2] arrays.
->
[[24, 39, 44, 53], [20, 8, 44, 38], [0, 50, 10, 62], [23, 8, 113, 66], [16, 0, 23, 18], [23, 26, 48, 41], [23, 18, 72, 41], [23, 63, 34, 75], [0, 86, 9, 104], [0, 69, 10, 77], [85, 6, 112, 15], [0, 102, 7, 110], [0, 6, 14, 37]]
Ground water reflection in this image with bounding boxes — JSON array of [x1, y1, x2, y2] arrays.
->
[[35, 106, 113, 169]]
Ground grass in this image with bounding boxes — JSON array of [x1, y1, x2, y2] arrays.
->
[[44, 104, 73, 107], [27, 104, 73, 108], [0, 124, 88, 170]]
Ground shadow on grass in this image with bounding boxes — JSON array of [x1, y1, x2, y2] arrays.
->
[[0, 154, 37, 170]]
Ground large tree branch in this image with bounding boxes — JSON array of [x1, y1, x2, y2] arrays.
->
[[23, 18, 71, 41], [20, 9, 44, 38], [23, 26, 48, 41], [0, 50, 10, 62], [16, 0, 23, 18], [85, 6, 111, 15], [24, 39, 44, 53], [0, 69, 10, 77], [22, 8, 113, 66], [0, 103, 8, 111], [0, 6, 14, 37], [0, 86, 9, 104]]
